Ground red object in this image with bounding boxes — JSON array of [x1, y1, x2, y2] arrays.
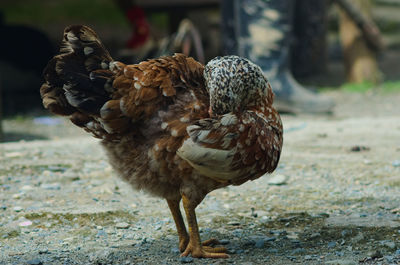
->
[[126, 6, 150, 49]]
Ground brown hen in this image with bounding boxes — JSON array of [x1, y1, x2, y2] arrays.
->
[[40, 25, 283, 258]]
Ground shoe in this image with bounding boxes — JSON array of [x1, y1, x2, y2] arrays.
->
[[221, 0, 334, 113]]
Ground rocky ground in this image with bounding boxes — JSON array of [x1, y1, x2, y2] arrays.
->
[[0, 91, 400, 265]]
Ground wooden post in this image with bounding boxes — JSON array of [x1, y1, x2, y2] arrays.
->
[[338, 0, 381, 83]]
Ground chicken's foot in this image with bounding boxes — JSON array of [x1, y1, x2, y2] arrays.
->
[[167, 199, 189, 252], [180, 194, 229, 258]]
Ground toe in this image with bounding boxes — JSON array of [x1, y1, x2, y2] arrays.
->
[[202, 238, 220, 246], [203, 246, 227, 253]]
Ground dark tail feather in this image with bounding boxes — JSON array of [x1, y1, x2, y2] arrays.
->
[[40, 25, 114, 115]]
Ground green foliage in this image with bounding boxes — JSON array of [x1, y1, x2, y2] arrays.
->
[[341, 82, 374, 93], [381, 80, 400, 92], [319, 80, 400, 93], [2, 0, 129, 27], [340, 81, 400, 93]]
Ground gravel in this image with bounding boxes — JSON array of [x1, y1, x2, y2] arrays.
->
[[0, 91, 400, 264]]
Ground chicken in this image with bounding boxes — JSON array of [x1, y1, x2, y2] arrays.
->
[[40, 25, 283, 258]]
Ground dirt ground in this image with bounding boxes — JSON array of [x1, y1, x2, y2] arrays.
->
[[0, 90, 400, 265]]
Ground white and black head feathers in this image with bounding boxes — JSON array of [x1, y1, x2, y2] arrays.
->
[[204, 56, 272, 115]]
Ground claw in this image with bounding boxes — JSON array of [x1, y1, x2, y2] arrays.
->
[[181, 243, 229, 258]]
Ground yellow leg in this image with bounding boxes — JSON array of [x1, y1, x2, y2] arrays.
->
[[167, 199, 189, 252], [180, 194, 229, 258]]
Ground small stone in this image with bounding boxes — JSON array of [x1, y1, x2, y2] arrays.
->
[[38, 248, 49, 254], [304, 255, 312, 260], [254, 239, 265, 249], [328, 241, 337, 248], [227, 248, 236, 254], [384, 255, 394, 263], [13, 206, 23, 212], [382, 241, 396, 249], [350, 145, 370, 152], [219, 239, 230, 245], [171, 247, 180, 254], [310, 232, 321, 239], [41, 183, 61, 190], [351, 232, 364, 243], [367, 250, 383, 259], [267, 174, 288, 185], [115, 222, 130, 229], [21, 185, 33, 191], [97, 230, 107, 237], [12, 193, 23, 199], [392, 160, 400, 167], [179, 256, 193, 263], [325, 259, 357, 265], [291, 248, 306, 255], [395, 249, 400, 255], [265, 237, 276, 242], [26, 259, 43, 265], [19, 220, 32, 227], [266, 248, 278, 254]]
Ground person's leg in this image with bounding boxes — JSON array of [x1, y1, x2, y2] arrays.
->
[[222, 0, 334, 113]]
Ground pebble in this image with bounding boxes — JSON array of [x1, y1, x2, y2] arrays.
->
[[325, 259, 357, 265], [254, 239, 265, 249], [115, 222, 130, 229], [328, 241, 337, 248], [21, 185, 33, 191], [368, 250, 383, 259], [382, 241, 396, 249], [18, 220, 32, 227], [179, 256, 193, 263], [38, 248, 49, 254], [26, 259, 43, 265], [310, 232, 321, 239], [41, 183, 61, 190], [266, 248, 278, 254], [232, 228, 243, 237], [384, 255, 394, 263], [395, 249, 400, 255], [392, 160, 400, 167], [291, 248, 306, 255], [235, 249, 244, 254], [267, 174, 288, 185], [13, 206, 23, 212], [304, 255, 313, 260], [97, 230, 107, 237], [350, 145, 370, 152], [171, 247, 180, 254], [219, 239, 230, 245]]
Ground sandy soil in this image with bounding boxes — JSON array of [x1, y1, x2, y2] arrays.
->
[[0, 91, 399, 265]]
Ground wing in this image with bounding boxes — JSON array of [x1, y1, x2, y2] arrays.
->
[[93, 54, 207, 140], [177, 109, 283, 184], [40, 25, 207, 141]]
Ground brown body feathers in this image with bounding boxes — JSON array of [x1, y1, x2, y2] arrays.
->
[[40, 25, 283, 258]]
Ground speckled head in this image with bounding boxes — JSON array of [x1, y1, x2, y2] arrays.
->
[[204, 55, 273, 116]]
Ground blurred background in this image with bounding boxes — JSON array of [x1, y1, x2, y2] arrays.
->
[[0, 0, 399, 141]]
